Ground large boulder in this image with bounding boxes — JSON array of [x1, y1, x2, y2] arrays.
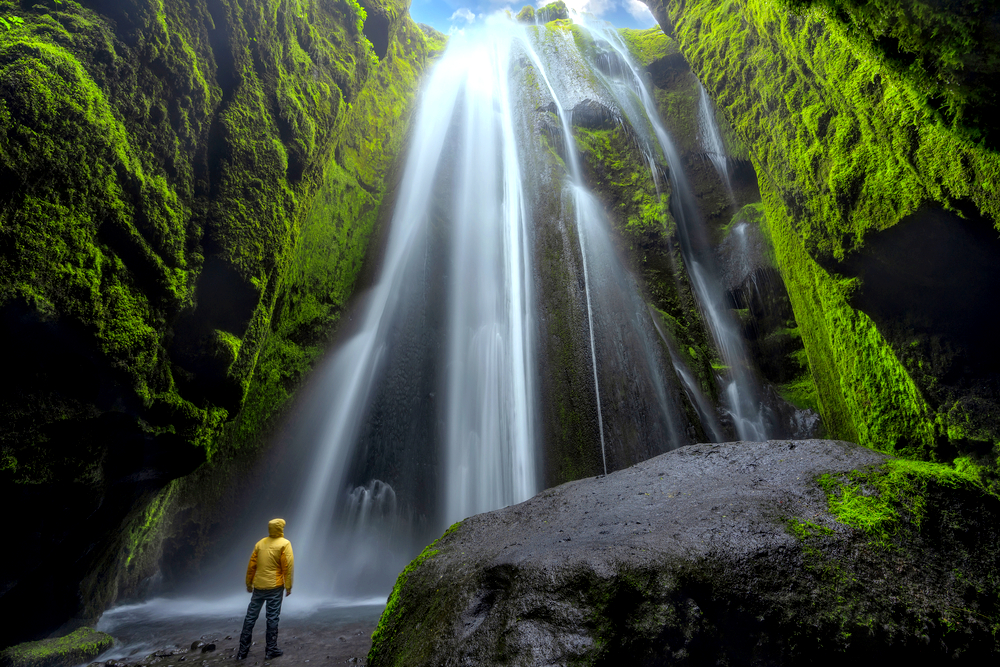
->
[[368, 440, 1000, 665]]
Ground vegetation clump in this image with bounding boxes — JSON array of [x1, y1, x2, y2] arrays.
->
[[0, 628, 113, 667]]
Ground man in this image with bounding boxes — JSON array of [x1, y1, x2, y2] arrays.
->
[[237, 518, 294, 660]]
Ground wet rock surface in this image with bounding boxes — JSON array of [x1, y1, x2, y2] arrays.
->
[[92, 606, 381, 667], [368, 440, 1000, 665]]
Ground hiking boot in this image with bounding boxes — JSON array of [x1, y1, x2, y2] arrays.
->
[[264, 649, 283, 659], [235, 652, 248, 661]]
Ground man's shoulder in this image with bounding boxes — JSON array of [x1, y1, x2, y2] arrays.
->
[[260, 536, 290, 548]]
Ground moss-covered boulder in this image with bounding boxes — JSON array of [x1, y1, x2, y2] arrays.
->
[[0, 628, 113, 667], [368, 440, 1000, 665]]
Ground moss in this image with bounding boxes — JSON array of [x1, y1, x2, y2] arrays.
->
[[758, 178, 937, 457], [774, 0, 1000, 146], [368, 521, 463, 666], [0, 627, 113, 667], [0, 0, 436, 643], [224, 15, 433, 451], [416, 23, 447, 54], [775, 349, 820, 412], [536, 1, 569, 23], [818, 457, 988, 545], [123, 481, 178, 567], [617, 27, 677, 68], [652, 0, 1000, 462], [661, 0, 1000, 260], [570, 87, 719, 412], [515, 5, 535, 23]]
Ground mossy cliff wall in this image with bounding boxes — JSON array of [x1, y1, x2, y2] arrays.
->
[[0, 0, 435, 646], [643, 0, 1000, 475]]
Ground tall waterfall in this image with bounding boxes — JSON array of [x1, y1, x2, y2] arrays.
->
[[259, 13, 777, 601]]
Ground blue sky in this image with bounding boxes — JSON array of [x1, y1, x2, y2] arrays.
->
[[409, 0, 659, 33]]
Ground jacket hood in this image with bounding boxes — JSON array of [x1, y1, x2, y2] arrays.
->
[[268, 518, 285, 538]]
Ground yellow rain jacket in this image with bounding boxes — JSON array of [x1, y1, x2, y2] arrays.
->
[[246, 518, 294, 592]]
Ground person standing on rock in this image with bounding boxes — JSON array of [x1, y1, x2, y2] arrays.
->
[[237, 518, 294, 660]]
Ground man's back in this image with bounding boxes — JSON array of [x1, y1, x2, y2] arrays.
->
[[246, 518, 294, 591]]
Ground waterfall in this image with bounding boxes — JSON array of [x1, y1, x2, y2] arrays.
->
[[245, 13, 777, 603], [575, 14, 772, 441], [697, 82, 734, 201]]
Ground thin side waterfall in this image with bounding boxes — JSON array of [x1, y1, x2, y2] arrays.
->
[[575, 198, 609, 476], [520, 29, 684, 472], [521, 57, 610, 475], [576, 15, 771, 441], [697, 82, 734, 201], [648, 305, 725, 442]]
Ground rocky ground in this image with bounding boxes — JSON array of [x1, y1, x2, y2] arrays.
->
[[88, 603, 383, 667]]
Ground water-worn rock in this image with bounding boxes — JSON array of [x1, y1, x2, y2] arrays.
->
[[368, 440, 1000, 665]]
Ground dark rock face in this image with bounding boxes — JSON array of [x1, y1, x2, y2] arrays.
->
[[368, 440, 1000, 665]]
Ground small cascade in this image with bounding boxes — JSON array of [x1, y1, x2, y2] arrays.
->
[[575, 14, 773, 441], [648, 305, 725, 443], [697, 82, 734, 201], [523, 61, 610, 475]]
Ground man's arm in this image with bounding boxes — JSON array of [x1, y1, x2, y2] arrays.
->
[[281, 542, 294, 596], [245, 547, 259, 593]]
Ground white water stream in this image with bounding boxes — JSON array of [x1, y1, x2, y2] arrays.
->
[[576, 14, 771, 442]]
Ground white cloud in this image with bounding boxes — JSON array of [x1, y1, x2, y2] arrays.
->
[[624, 0, 655, 22], [450, 8, 477, 23]]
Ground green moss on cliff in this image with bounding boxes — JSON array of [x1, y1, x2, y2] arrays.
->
[[656, 0, 1000, 462], [227, 14, 432, 448], [758, 179, 935, 457], [0, 0, 433, 643], [775, 0, 1000, 145], [666, 0, 1000, 262], [618, 27, 677, 68]]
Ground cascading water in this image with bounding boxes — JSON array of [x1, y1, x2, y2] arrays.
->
[[575, 14, 772, 441], [212, 13, 783, 608], [697, 82, 734, 201], [267, 15, 705, 599]]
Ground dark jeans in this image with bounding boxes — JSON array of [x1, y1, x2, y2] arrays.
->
[[238, 587, 283, 656]]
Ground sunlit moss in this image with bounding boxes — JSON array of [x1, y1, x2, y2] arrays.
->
[[618, 26, 677, 68], [0, 627, 113, 667], [818, 458, 987, 545]]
